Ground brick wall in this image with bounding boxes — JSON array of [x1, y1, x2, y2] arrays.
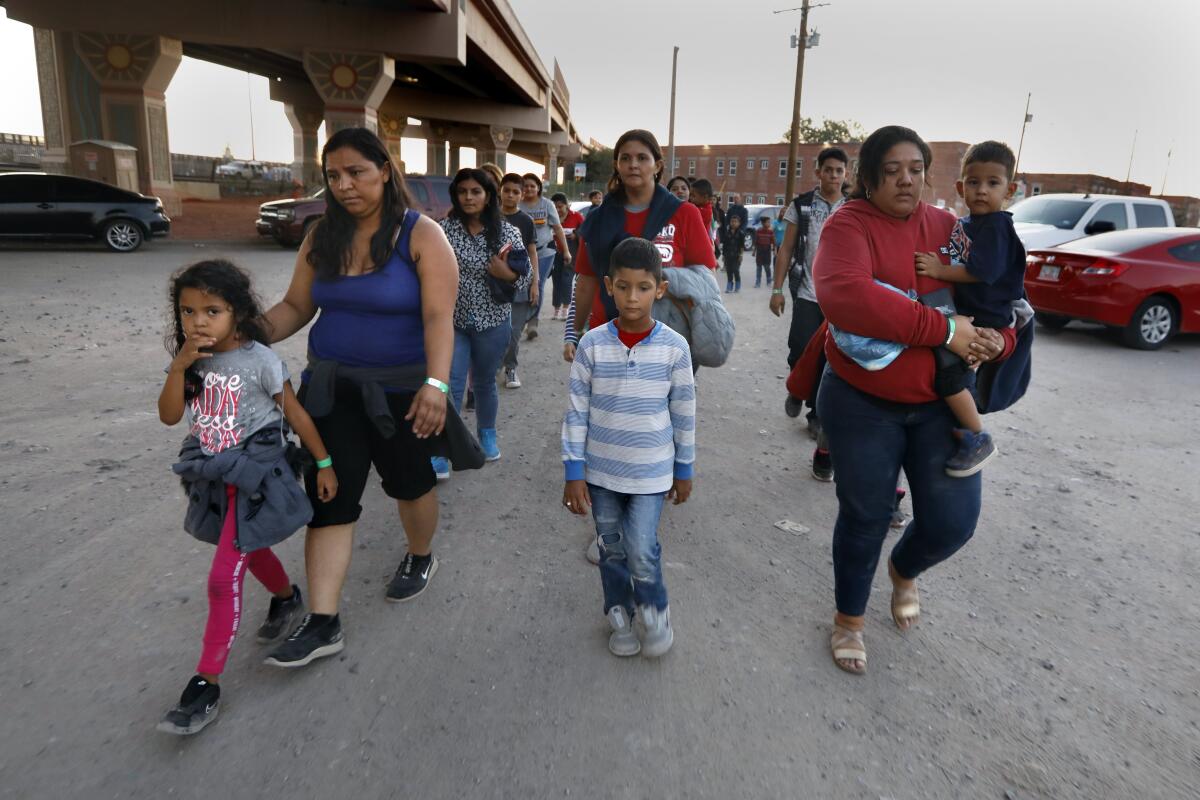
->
[[668, 141, 969, 213]]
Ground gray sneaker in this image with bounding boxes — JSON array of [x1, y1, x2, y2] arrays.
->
[[607, 607, 640, 656], [504, 368, 521, 389], [637, 604, 673, 657]]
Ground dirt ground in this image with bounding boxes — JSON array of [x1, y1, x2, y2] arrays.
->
[[170, 196, 290, 243], [0, 239, 1197, 799]]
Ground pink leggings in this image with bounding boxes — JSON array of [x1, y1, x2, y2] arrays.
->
[[196, 484, 291, 676]]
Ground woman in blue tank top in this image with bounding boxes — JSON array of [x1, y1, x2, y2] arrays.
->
[[260, 127, 462, 668]]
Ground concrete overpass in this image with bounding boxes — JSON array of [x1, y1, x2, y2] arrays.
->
[[4, 0, 584, 213]]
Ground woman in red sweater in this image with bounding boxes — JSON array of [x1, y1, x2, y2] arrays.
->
[[571, 129, 716, 337], [813, 126, 1010, 675]]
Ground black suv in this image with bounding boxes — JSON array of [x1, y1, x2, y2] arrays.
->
[[0, 172, 170, 252]]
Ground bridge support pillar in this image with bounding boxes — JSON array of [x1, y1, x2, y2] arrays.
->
[[545, 143, 560, 185], [37, 30, 182, 213], [272, 80, 326, 193], [303, 50, 395, 137], [475, 125, 512, 172], [426, 136, 448, 176]]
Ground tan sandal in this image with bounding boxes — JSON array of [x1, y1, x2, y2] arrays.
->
[[889, 561, 920, 630], [830, 624, 866, 675]]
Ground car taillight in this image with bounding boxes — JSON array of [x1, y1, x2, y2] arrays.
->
[[1081, 258, 1128, 277]]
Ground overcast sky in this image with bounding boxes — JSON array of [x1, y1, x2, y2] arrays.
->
[[2, 1, 1198, 197]]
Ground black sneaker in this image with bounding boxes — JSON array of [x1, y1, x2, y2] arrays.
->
[[263, 613, 344, 668], [784, 394, 803, 418], [156, 675, 220, 735], [812, 448, 834, 482], [386, 553, 438, 602], [255, 584, 303, 643], [945, 429, 997, 478]]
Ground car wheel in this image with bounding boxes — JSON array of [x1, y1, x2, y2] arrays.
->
[[1036, 313, 1071, 330], [103, 219, 144, 252], [1122, 296, 1176, 350]]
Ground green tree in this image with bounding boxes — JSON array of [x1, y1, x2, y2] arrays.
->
[[580, 146, 614, 184], [781, 118, 866, 144]]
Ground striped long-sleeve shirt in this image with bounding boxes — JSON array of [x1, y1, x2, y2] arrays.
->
[[562, 320, 695, 495]]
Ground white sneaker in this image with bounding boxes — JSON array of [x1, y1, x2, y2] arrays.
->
[[607, 607, 641, 656], [504, 368, 521, 389], [637, 604, 673, 657]]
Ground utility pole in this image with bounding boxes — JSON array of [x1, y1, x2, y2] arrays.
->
[[667, 46, 679, 184], [1124, 129, 1138, 191], [1160, 142, 1173, 195], [1013, 92, 1032, 177], [246, 72, 257, 162], [777, 2, 829, 202]]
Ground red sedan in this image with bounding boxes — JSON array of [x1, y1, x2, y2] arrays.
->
[[1024, 227, 1200, 349]]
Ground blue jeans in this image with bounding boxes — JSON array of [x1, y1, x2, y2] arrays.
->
[[816, 368, 981, 617], [589, 485, 668, 615], [449, 320, 511, 431], [527, 253, 555, 322]]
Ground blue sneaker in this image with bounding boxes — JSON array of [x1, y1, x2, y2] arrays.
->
[[430, 457, 450, 481], [479, 428, 501, 462], [945, 429, 997, 478]]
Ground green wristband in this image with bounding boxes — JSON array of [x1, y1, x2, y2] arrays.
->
[[771, 288, 785, 295], [315, 456, 333, 469], [425, 377, 449, 394], [944, 317, 956, 346]]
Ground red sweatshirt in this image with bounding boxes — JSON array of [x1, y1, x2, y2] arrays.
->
[[575, 201, 717, 331], [813, 199, 1014, 404]]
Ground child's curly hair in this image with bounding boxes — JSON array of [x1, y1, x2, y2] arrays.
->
[[165, 259, 270, 398]]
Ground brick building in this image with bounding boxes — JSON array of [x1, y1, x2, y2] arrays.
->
[[668, 141, 970, 213]]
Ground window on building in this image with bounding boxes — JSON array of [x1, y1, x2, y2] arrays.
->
[[688, 159, 696, 176], [1032, 183, 1042, 196], [779, 160, 787, 177], [775, 195, 785, 205], [673, 158, 680, 171], [729, 159, 737, 176], [758, 194, 767, 204], [716, 159, 724, 176], [761, 159, 769, 171], [747, 158, 755, 171], [1133, 203, 1169, 227], [795, 158, 804, 176]]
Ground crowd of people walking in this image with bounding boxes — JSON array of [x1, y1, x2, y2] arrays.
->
[[154, 120, 1029, 733]]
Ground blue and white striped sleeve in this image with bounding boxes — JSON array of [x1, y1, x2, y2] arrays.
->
[[563, 280, 578, 346], [562, 338, 593, 481], [668, 342, 696, 479]]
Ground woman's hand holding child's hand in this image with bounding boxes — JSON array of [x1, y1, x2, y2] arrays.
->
[[316, 467, 338, 502], [914, 251, 947, 280]]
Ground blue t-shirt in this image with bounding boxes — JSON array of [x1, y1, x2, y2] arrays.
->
[[947, 211, 1026, 328]]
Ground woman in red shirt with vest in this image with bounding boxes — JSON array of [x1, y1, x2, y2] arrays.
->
[[571, 129, 716, 339], [813, 126, 1011, 675]]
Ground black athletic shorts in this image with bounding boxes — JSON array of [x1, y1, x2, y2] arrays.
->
[[299, 379, 436, 527]]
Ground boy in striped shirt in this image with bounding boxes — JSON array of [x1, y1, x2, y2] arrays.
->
[[562, 237, 696, 658]]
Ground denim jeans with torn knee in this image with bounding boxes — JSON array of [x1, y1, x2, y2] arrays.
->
[[588, 484, 668, 615]]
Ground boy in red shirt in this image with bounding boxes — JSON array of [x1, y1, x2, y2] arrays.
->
[[752, 215, 775, 288]]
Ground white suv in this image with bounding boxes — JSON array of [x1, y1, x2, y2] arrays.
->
[[1009, 193, 1174, 250]]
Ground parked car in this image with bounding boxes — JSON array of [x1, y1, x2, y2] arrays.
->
[[0, 172, 170, 252], [1009, 193, 1174, 251], [256, 175, 453, 247], [1024, 227, 1200, 349], [216, 160, 266, 180], [740, 204, 783, 250]]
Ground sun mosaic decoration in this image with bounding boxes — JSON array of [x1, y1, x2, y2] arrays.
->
[[306, 52, 383, 102], [75, 33, 155, 82]]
